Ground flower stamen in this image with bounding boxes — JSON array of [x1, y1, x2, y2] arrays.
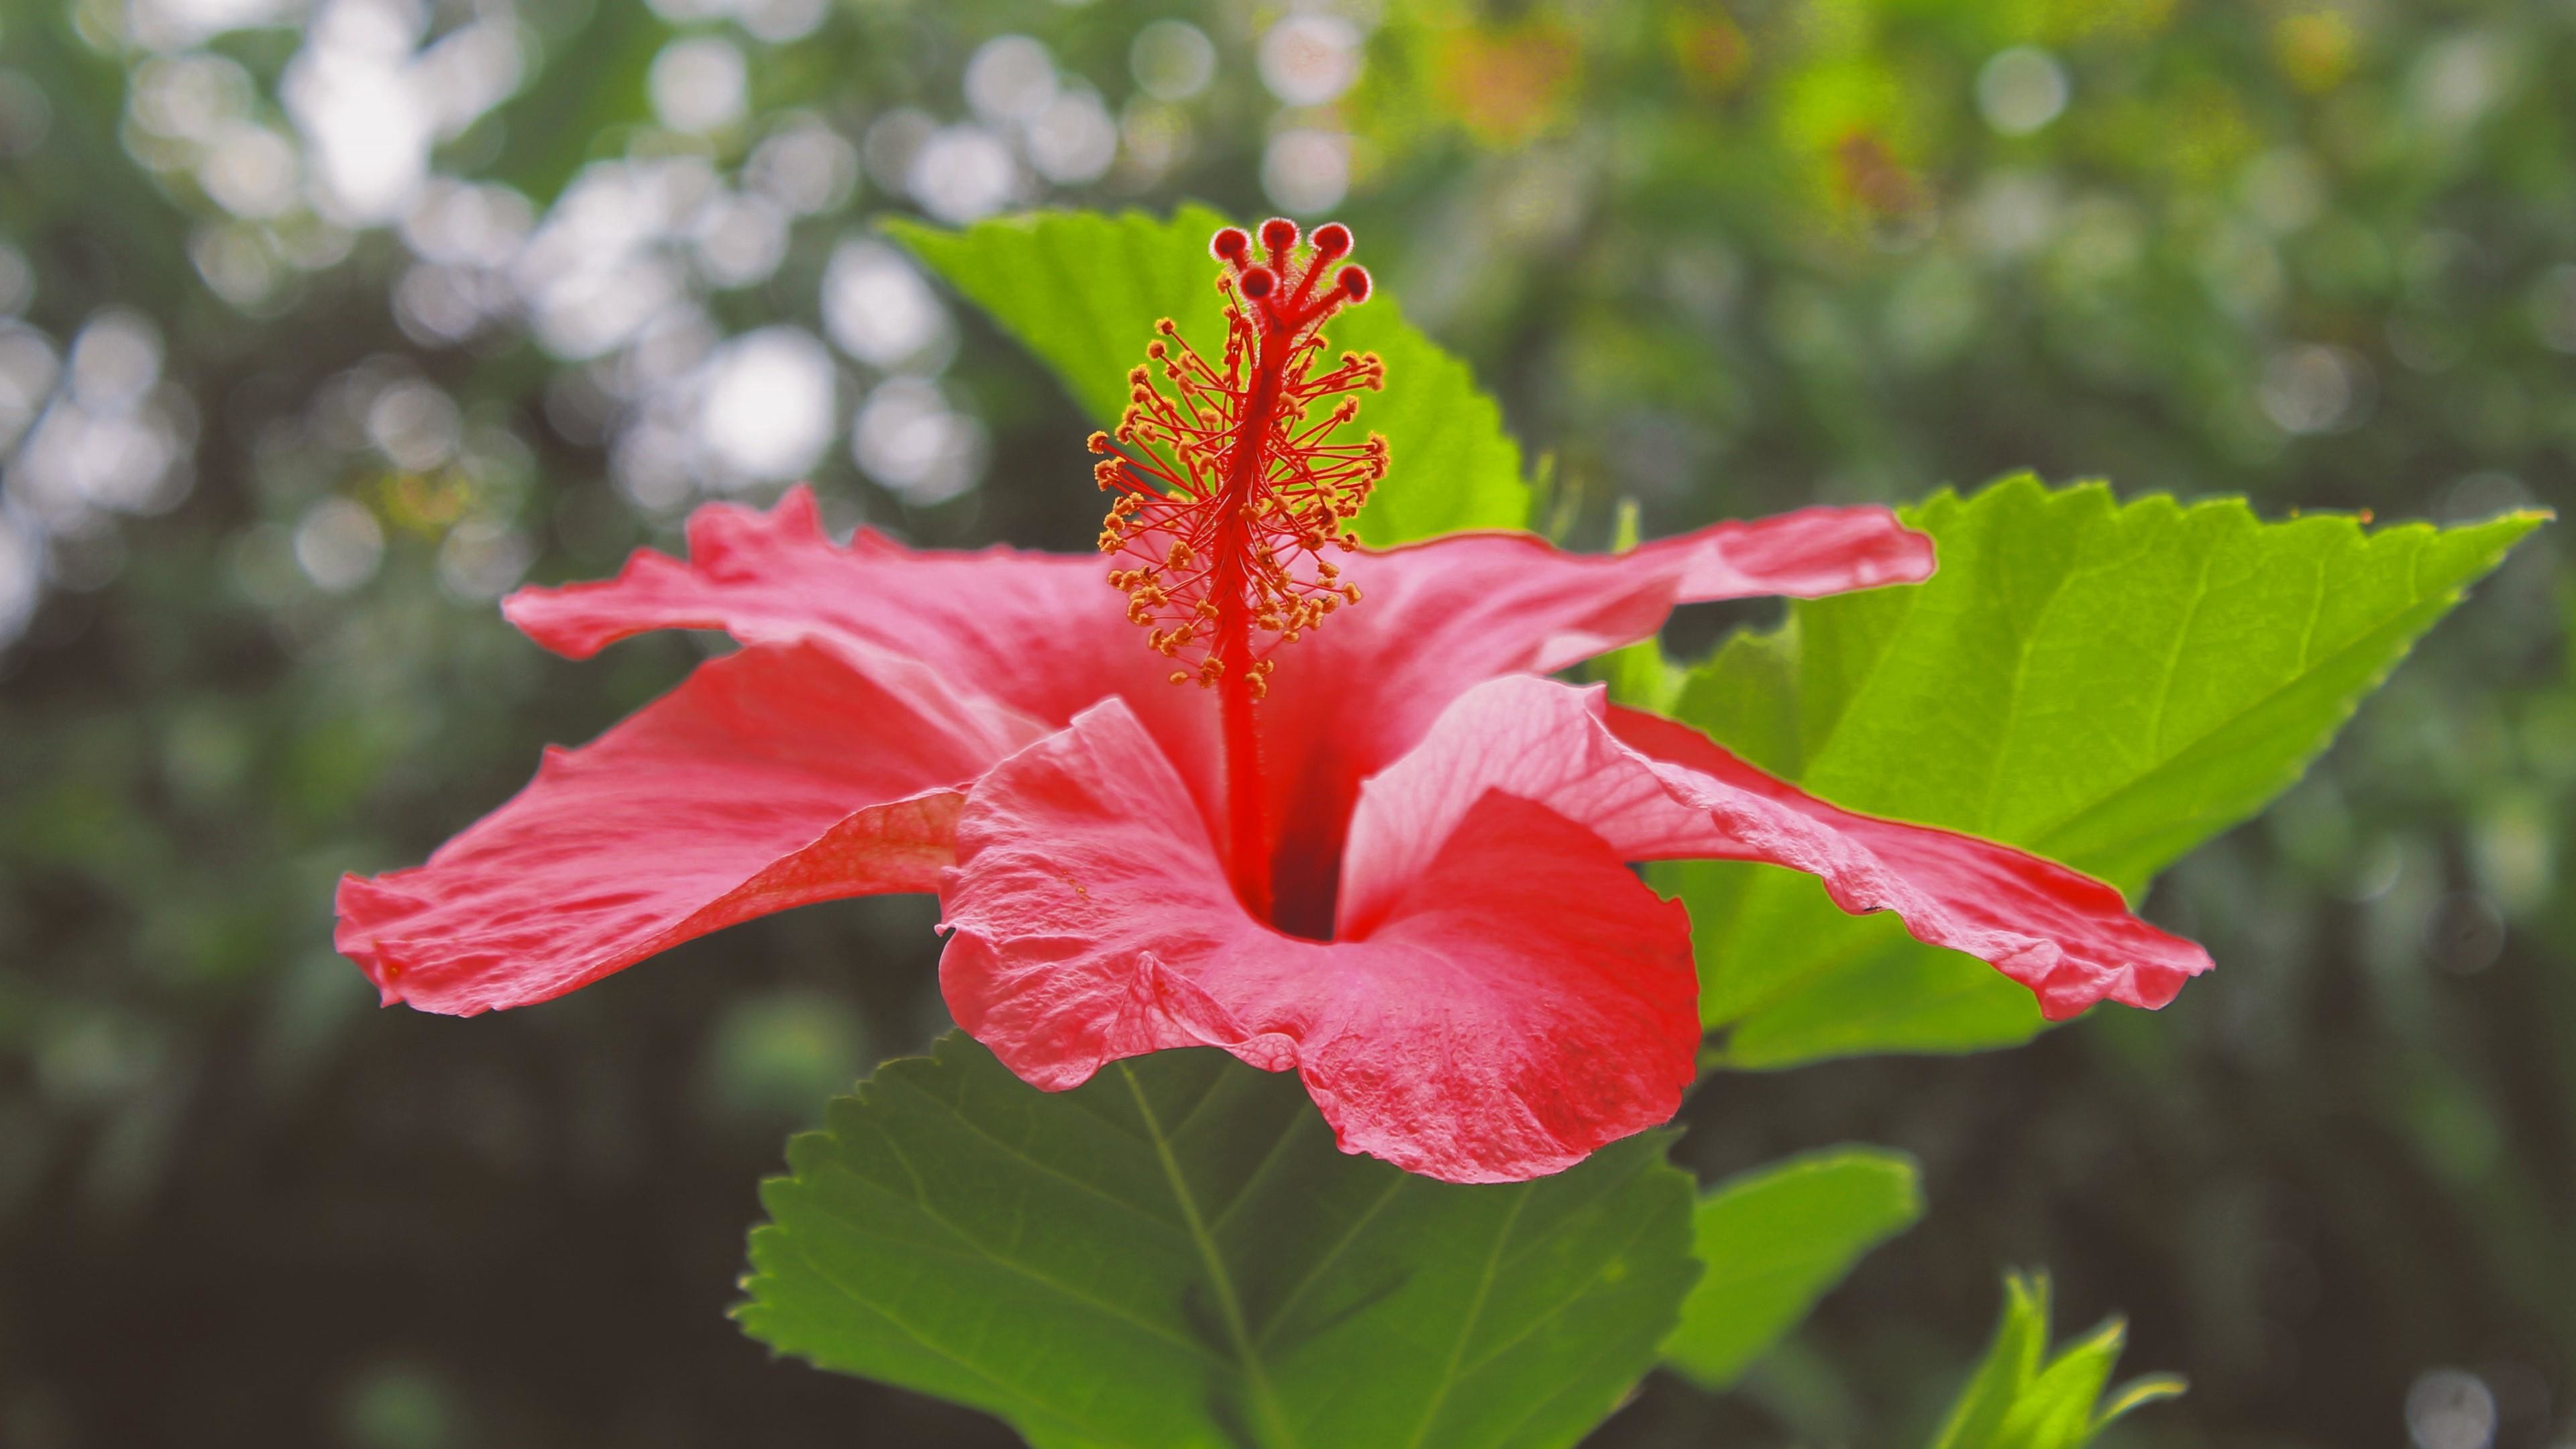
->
[[1091, 220, 1387, 686], [1090, 219, 1387, 918]]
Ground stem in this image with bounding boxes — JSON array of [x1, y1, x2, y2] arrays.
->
[[1218, 610, 1270, 920], [1212, 325, 1292, 920]]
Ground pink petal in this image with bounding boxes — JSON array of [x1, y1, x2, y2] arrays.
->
[[504, 486, 1187, 730], [1341, 677, 2210, 1020], [1252, 507, 1931, 929], [1330, 504, 1933, 683], [506, 492, 1922, 706], [504, 485, 1230, 853], [501, 488, 1931, 934], [940, 700, 1701, 1184], [1625, 502, 1937, 607], [338, 639, 1040, 1015]]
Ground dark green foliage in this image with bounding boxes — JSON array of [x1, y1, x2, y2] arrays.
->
[[1662, 1148, 1923, 1391], [739, 1035, 1698, 1449]]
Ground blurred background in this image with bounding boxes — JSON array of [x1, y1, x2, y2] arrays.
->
[[0, 0, 2569, 1444]]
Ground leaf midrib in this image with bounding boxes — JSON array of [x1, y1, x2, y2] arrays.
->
[[798, 1169, 1230, 1368], [1248, 1176, 1405, 1351], [1464, 1184, 1675, 1446], [2021, 579, 2457, 869], [772, 1224, 1104, 1425], [1780, 582, 1917, 783], [1121, 1062, 1299, 1449], [1401, 1193, 1529, 1449], [2140, 543, 2223, 759], [1800, 524, 2471, 877]]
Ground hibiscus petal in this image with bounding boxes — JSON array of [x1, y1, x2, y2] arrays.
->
[[339, 639, 1039, 1016], [503, 486, 1232, 847], [1318, 504, 1933, 686], [941, 699, 1700, 1184], [1254, 506, 1932, 929], [502, 485, 1183, 730], [1625, 502, 1938, 605], [1340, 676, 2211, 1021], [499, 488, 1931, 935], [506, 492, 1923, 704]]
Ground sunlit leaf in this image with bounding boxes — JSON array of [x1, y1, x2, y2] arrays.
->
[[1662, 1147, 1923, 1390], [1644, 476, 2544, 1067], [890, 207, 1533, 544], [1927, 1274, 2184, 1449], [737, 1032, 1698, 1449]]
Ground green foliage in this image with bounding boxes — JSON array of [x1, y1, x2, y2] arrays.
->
[[1927, 1275, 2184, 1449], [11, 0, 2573, 1431], [889, 207, 1532, 545], [1662, 1147, 1923, 1391], [737, 1034, 1699, 1449], [1646, 476, 2543, 1068]]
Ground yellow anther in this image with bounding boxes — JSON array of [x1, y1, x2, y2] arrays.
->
[[1097, 226, 1385, 692]]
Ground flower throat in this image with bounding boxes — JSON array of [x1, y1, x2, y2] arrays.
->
[[1091, 219, 1387, 920]]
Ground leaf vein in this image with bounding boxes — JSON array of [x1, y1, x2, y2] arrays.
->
[[1401, 1193, 1529, 1448]]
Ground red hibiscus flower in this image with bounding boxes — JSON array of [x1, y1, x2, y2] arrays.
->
[[339, 220, 2209, 1183]]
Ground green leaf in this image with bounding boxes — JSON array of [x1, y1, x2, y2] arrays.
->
[[1650, 476, 2544, 1068], [1662, 1147, 1923, 1391], [888, 207, 1533, 545], [890, 207, 1230, 429], [737, 1033, 1699, 1449], [1927, 1274, 2185, 1449]]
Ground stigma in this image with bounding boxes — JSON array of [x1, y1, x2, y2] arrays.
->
[[1091, 219, 1388, 696]]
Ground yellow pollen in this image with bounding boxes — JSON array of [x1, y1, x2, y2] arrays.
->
[[1093, 223, 1388, 694]]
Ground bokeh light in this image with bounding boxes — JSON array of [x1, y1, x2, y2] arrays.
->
[[1263, 129, 1350, 213], [1258, 13, 1360, 106], [908, 124, 1019, 224], [649, 36, 749, 135], [694, 325, 838, 486], [822, 239, 953, 371], [1131, 18, 1216, 102], [2406, 1370, 2498, 1449], [851, 376, 987, 506], [1976, 46, 2068, 136]]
